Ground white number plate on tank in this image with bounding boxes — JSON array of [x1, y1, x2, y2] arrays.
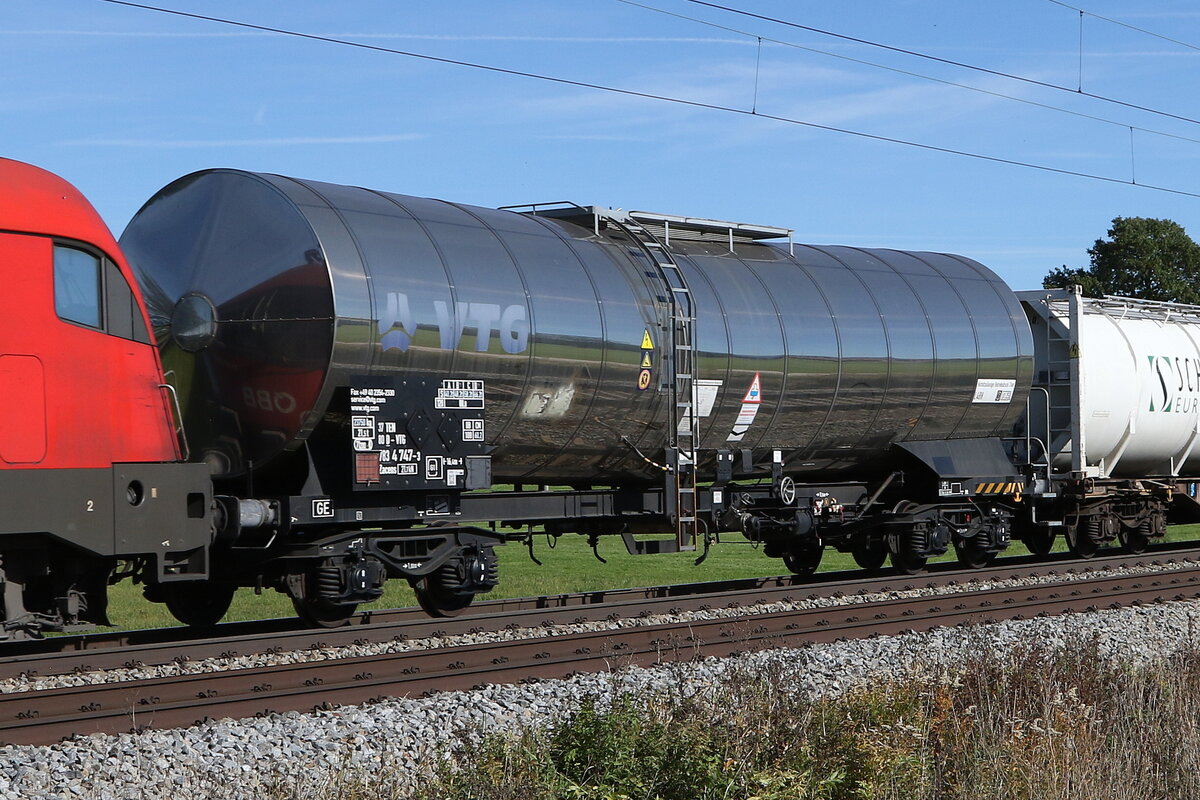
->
[[972, 379, 1016, 404]]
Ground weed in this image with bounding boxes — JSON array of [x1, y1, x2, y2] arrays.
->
[[418, 628, 1200, 800]]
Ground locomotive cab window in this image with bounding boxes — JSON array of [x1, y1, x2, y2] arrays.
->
[[53, 245, 102, 328], [52, 244, 151, 343], [105, 260, 151, 343]]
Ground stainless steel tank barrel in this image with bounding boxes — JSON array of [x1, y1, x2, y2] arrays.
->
[[120, 170, 1033, 481]]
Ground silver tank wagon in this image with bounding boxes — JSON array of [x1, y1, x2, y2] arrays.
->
[[120, 170, 1033, 483]]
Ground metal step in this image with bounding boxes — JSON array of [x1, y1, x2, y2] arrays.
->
[[620, 533, 696, 555]]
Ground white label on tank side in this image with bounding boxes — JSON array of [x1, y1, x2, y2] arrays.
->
[[695, 380, 721, 418], [727, 374, 764, 441], [678, 380, 724, 435], [972, 378, 1016, 404], [726, 403, 761, 442]]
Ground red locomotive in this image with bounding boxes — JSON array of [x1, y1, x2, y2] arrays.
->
[[0, 158, 211, 634]]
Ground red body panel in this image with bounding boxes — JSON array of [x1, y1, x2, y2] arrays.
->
[[0, 159, 179, 468]]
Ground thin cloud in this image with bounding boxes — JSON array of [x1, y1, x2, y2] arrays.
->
[[353, 34, 751, 44], [1082, 49, 1200, 58], [7, 30, 751, 45], [1114, 11, 1200, 19], [533, 133, 652, 142], [5, 29, 261, 37], [59, 134, 426, 147]]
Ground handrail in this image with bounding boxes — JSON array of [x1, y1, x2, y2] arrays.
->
[[158, 373, 190, 462]]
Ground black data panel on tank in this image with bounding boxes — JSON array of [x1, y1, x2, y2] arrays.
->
[[349, 375, 490, 492]]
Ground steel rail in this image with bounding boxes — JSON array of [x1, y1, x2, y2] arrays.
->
[[3, 564, 1199, 746], [6, 547, 1199, 682], [5, 545, 1199, 683]]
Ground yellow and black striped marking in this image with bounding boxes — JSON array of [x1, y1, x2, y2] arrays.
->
[[975, 481, 1023, 496]]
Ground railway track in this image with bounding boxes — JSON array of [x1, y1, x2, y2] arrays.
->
[[3, 549, 1200, 746], [7, 544, 1200, 682]]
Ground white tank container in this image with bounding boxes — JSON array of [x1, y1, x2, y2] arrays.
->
[[1021, 288, 1200, 479]]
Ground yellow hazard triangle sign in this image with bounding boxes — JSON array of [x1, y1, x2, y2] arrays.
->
[[641, 329, 654, 350]]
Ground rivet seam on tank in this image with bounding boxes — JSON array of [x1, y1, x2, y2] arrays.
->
[[727, 373, 762, 442]]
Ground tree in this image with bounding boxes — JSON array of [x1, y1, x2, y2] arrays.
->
[[1042, 216, 1200, 304]]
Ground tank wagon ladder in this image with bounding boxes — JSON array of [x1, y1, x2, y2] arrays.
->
[[617, 214, 700, 553], [1027, 290, 1081, 473], [496, 201, 700, 550]]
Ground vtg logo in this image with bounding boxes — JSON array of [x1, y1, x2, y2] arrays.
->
[[380, 291, 529, 354], [1148, 354, 1200, 414]]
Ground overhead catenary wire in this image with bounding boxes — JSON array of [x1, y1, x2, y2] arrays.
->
[[617, 0, 1200, 148], [96, 0, 1200, 200], [1046, 0, 1200, 54], [686, 0, 1200, 129]]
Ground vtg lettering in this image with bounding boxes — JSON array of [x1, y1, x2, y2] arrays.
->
[[380, 291, 528, 354]]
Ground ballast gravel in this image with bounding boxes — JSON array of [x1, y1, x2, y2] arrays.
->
[[3, 557, 1195, 695], [3, 589, 1200, 799]]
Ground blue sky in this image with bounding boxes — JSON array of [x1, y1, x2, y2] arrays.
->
[[6, 0, 1200, 290]]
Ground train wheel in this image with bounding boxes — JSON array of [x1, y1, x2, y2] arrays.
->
[[413, 574, 476, 617], [953, 540, 995, 569], [1119, 525, 1150, 555], [162, 582, 236, 627], [1064, 522, 1098, 559], [851, 539, 888, 571], [782, 548, 823, 576], [292, 596, 359, 628], [889, 548, 927, 575], [1023, 529, 1055, 557]]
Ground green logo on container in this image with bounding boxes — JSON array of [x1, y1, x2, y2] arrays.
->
[[1148, 354, 1200, 414]]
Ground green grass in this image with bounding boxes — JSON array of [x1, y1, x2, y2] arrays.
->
[[101, 524, 1200, 632]]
